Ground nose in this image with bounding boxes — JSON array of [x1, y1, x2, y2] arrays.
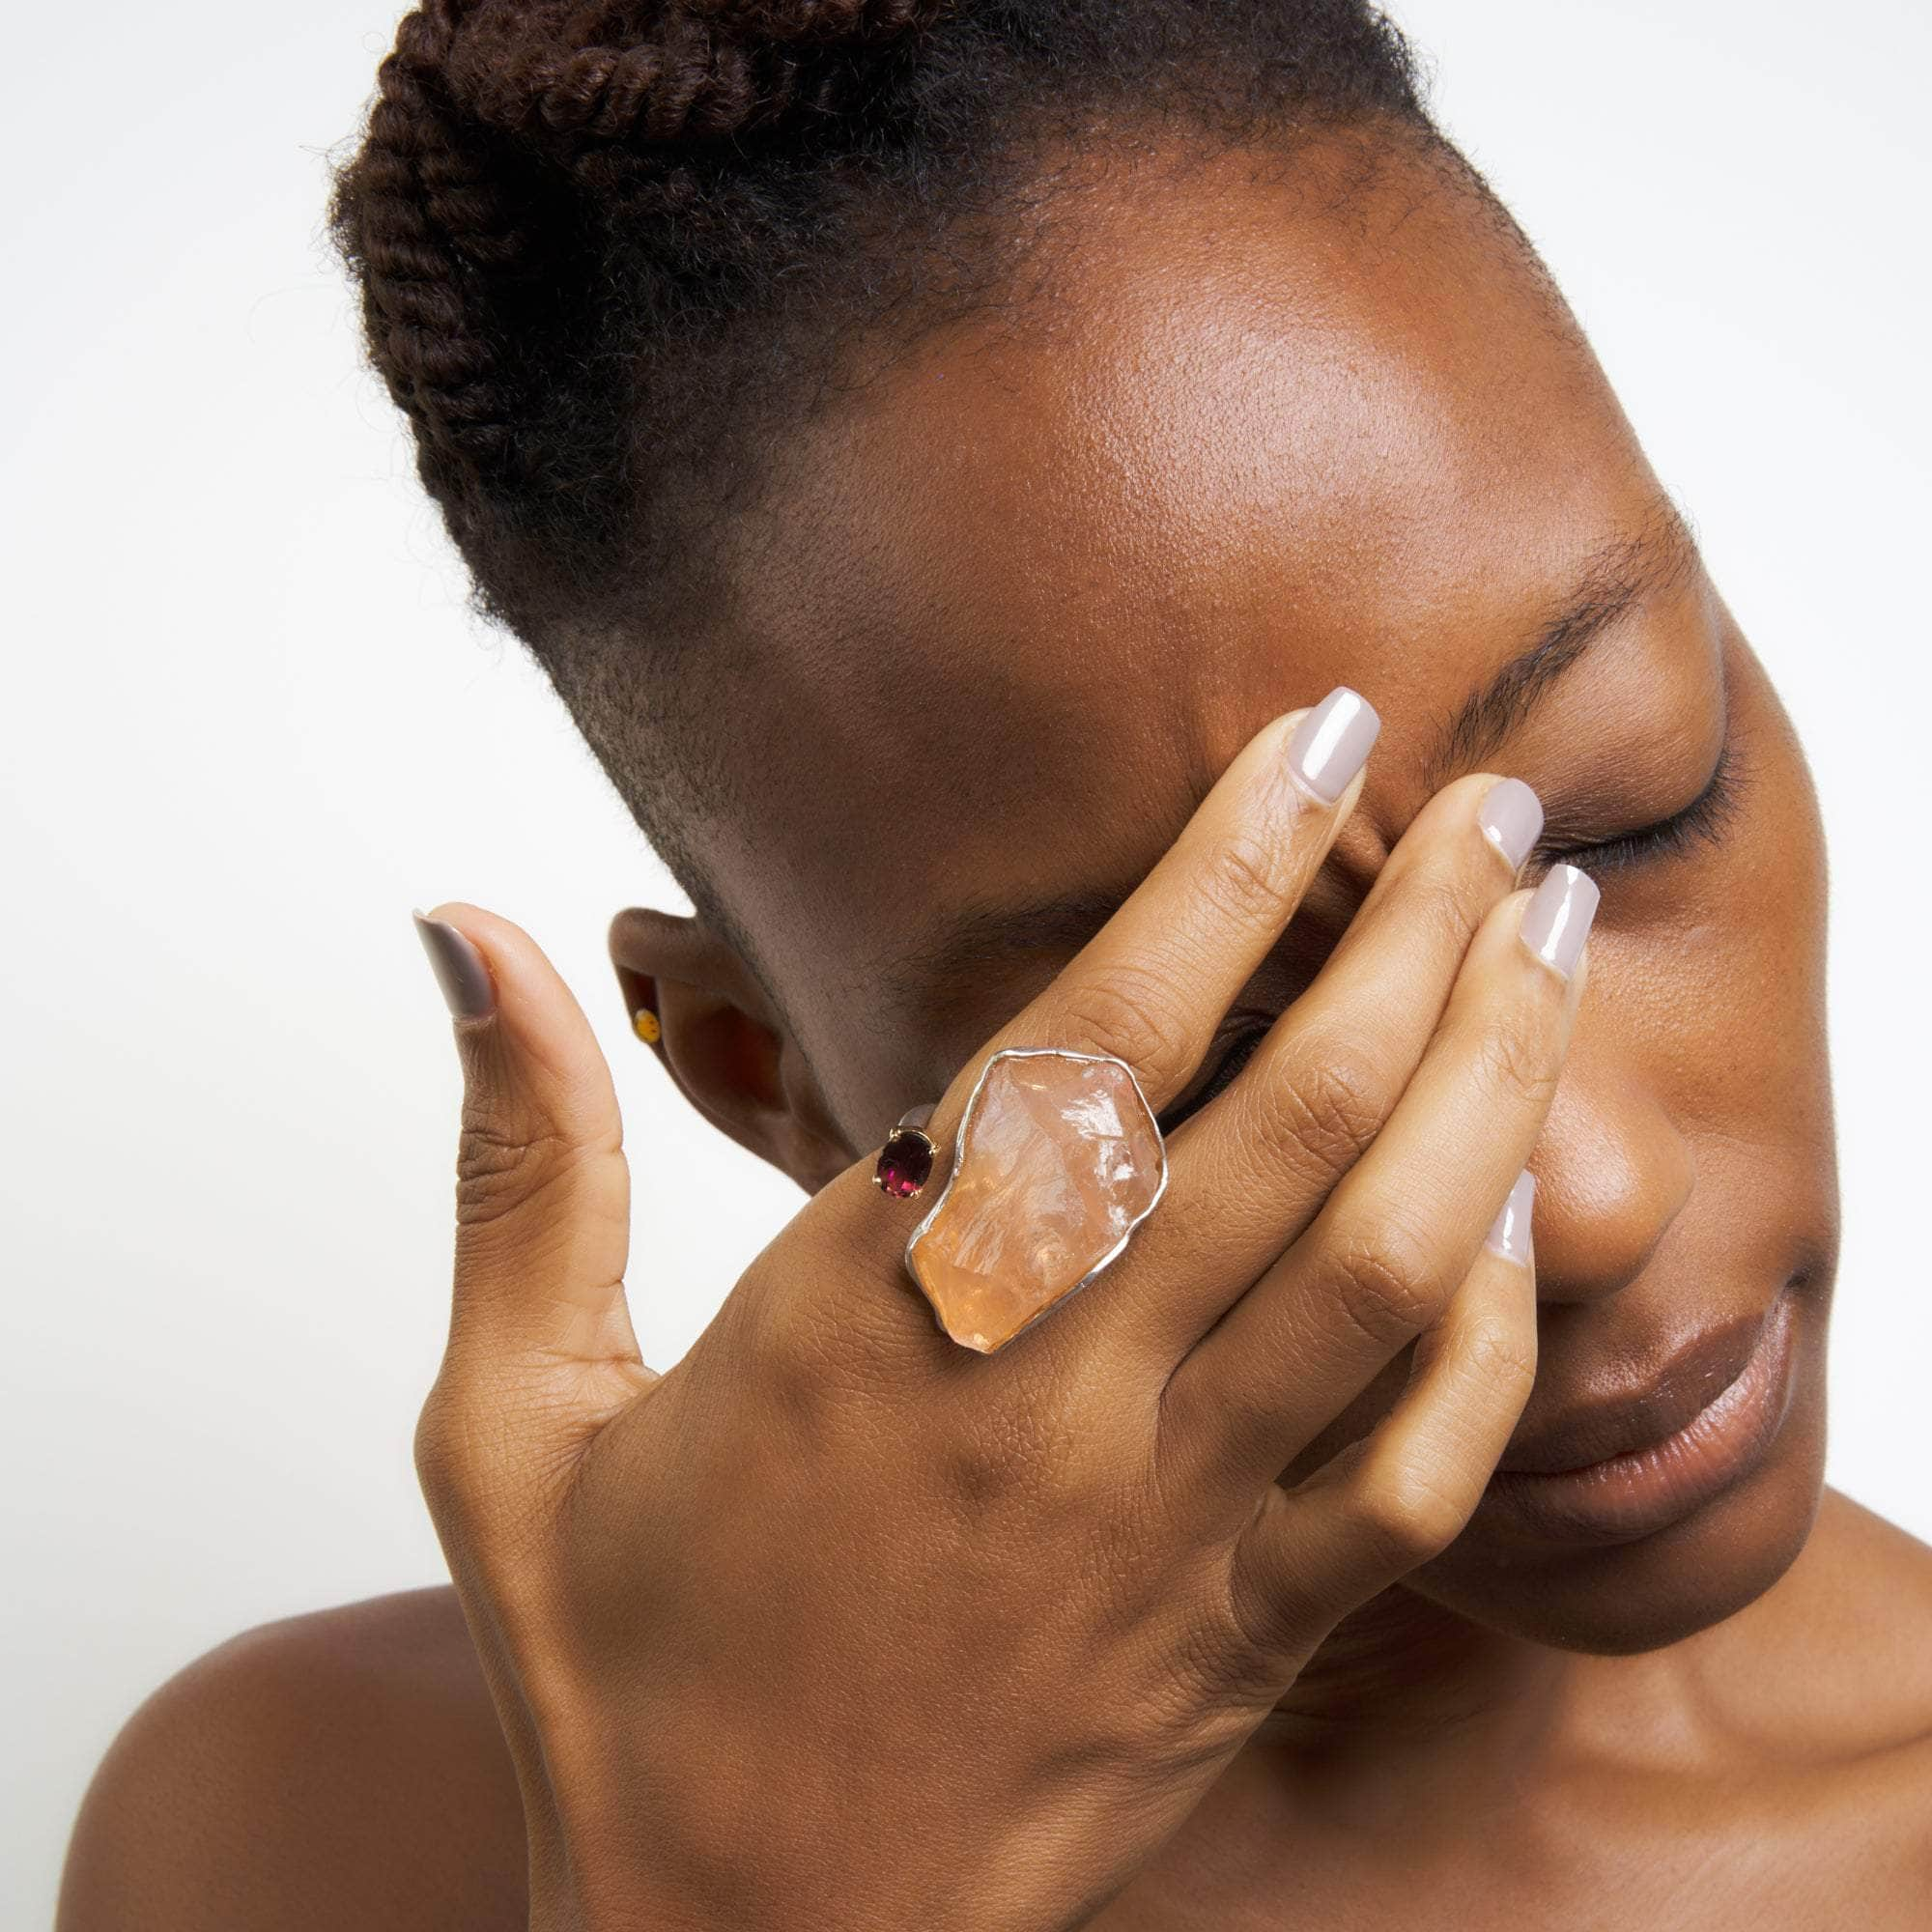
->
[[1526, 1031, 1694, 1305]]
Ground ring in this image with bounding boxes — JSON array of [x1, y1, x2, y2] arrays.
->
[[873, 1046, 1168, 1354]]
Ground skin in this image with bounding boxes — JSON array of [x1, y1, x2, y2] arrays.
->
[[59, 132, 1932, 1928]]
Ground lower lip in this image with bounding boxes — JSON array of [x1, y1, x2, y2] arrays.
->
[[1477, 1290, 1800, 1547]]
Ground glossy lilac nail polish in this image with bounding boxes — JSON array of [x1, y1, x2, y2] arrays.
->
[[1478, 778, 1544, 873], [1486, 1169, 1536, 1265], [1286, 687, 1381, 805], [1520, 865, 1599, 979]]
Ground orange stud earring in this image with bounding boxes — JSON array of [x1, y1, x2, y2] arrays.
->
[[631, 1007, 662, 1045]]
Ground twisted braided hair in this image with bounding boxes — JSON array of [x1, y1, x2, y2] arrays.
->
[[329, 0, 1440, 968]]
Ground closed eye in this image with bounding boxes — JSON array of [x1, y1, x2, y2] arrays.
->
[[1162, 739, 1745, 1136], [1538, 739, 1743, 875]]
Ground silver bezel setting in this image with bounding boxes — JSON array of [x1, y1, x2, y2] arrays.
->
[[904, 1045, 1170, 1350]]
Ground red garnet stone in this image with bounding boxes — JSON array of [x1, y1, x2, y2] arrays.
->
[[874, 1125, 936, 1199]]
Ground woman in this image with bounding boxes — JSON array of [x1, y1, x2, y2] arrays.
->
[[58, 1, 1932, 1926]]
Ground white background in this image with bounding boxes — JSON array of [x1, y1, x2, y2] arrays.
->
[[4, 2, 1927, 1920]]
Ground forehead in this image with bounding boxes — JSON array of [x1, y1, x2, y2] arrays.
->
[[719, 136, 1682, 1037]]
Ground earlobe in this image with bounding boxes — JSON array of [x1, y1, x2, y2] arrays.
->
[[608, 906, 853, 1193]]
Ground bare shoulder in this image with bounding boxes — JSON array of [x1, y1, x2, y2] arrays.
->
[[57, 1587, 526, 1932]]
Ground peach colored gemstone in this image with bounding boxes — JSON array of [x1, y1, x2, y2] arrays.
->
[[907, 1049, 1166, 1352]]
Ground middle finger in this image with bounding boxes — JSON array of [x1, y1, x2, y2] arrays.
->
[[1094, 769, 1544, 1364]]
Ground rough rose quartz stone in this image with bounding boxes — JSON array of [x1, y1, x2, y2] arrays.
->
[[907, 1049, 1166, 1352]]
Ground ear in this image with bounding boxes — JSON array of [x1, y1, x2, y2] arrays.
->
[[607, 905, 854, 1194]]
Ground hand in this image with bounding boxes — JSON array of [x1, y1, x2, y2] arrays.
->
[[410, 692, 1592, 1932]]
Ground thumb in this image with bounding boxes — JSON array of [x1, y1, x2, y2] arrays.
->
[[414, 903, 642, 1384]]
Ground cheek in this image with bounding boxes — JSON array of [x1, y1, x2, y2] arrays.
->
[[1536, 644, 1842, 1340], [1591, 646, 1833, 1160]]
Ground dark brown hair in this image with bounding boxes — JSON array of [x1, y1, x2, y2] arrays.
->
[[328, 0, 1439, 962]]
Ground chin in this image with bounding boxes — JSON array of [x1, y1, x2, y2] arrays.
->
[[1410, 1341, 1831, 1656]]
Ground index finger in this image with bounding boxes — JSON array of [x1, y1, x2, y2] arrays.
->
[[931, 686, 1381, 1136]]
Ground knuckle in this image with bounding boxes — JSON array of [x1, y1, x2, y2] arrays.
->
[[732, 1232, 917, 1414], [412, 1382, 474, 1518], [1220, 1563, 1317, 1685], [1470, 1004, 1563, 1114], [1198, 830, 1298, 932], [1052, 968, 1193, 1095], [1195, 1497, 1330, 1688], [1351, 1463, 1470, 1572], [454, 1097, 598, 1230], [1241, 1040, 1389, 1191], [730, 1272, 846, 1412], [1400, 863, 1488, 952], [413, 1368, 529, 1539], [1323, 1219, 1448, 1350], [1465, 1313, 1538, 1396]]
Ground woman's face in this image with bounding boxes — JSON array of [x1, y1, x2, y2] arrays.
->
[[692, 134, 1836, 1655]]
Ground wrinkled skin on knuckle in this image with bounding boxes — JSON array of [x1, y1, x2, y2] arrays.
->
[[1169, 1589, 1294, 1736], [1051, 965, 1195, 1097], [454, 1098, 582, 1228], [1196, 827, 1303, 935], [1468, 998, 1565, 1117], [1321, 1217, 1448, 1353], [1237, 1037, 1390, 1194], [1217, 1596, 1317, 1699], [1464, 1311, 1539, 1399]]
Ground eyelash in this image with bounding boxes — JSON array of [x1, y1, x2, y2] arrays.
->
[[1537, 740, 1743, 875], [1160, 742, 1746, 1133]]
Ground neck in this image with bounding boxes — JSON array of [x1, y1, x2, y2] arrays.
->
[[1251, 1577, 1750, 1788], [1257, 1587, 1566, 1755]]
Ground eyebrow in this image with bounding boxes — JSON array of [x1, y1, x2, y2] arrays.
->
[[1419, 496, 1701, 790], [884, 497, 1702, 1019]]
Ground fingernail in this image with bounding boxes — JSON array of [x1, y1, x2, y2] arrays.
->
[[1486, 1169, 1536, 1265], [413, 909, 495, 1018], [1477, 778, 1544, 873], [1285, 687, 1381, 805], [1519, 864, 1599, 979]]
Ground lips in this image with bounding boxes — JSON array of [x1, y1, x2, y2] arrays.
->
[[1471, 1288, 1803, 1547], [1496, 1304, 1773, 1476]]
